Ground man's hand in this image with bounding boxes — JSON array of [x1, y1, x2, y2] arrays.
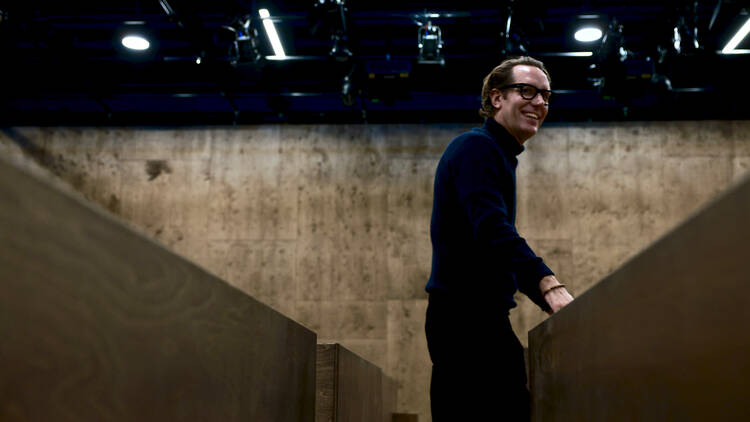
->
[[539, 275, 574, 314]]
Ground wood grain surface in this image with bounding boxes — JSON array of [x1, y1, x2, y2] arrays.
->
[[529, 173, 750, 421], [316, 343, 397, 422], [0, 157, 316, 421]]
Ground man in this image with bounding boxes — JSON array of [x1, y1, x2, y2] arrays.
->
[[425, 56, 574, 421]]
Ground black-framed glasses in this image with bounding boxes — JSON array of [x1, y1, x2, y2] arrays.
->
[[498, 83, 552, 104]]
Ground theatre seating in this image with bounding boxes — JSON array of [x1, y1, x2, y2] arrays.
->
[[529, 173, 750, 421]]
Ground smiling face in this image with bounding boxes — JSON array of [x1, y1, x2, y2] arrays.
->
[[491, 65, 550, 145]]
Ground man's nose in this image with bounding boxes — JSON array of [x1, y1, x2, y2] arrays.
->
[[531, 93, 547, 106]]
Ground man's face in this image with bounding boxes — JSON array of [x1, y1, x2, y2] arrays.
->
[[491, 65, 550, 145]]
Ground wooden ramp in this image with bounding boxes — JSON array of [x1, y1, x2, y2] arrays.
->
[[0, 156, 316, 421], [529, 173, 750, 421]]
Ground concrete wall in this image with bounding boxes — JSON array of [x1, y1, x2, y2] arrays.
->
[[2, 120, 749, 421]]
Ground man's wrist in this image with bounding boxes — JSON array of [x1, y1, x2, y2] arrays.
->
[[542, 284, 566, 296], [538, 275, 561, 292]]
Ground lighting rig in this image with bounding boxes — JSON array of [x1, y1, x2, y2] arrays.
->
[[417, 18, 444, 65], [672, 2, 701, 55], [499, 0, 527, 56], [214, 15, 263, 65], [310, 0, 351, 60]]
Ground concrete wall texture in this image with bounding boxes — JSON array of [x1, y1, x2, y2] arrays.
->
[[2, 120, 749, 422]]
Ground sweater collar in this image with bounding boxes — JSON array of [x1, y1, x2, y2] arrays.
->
[[483, 118, 525, 156]]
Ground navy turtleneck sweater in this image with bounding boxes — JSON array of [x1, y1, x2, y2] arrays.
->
[[426, 118, 553, 312]]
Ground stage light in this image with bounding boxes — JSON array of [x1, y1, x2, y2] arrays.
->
[[259, 9, 286, 59], [595, 19, 629, 63], [121, 35, 150, 51], [214, 16, 262, 64], [672, 15, 700, 54], [722, 16, 750, 54], [235, 16, 263, 63], [418, 20, 444, 65], [330, 34, 352, 60], [499, 3, 527, 56], [309, 0, 351, 60], [575, 27, 603, 42], [341, 73, 355, 106]]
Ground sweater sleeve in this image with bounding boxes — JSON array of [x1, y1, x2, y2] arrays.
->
[[452, 135, 553, 312]]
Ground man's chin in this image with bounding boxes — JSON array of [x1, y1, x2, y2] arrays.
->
[[520, 127, 538, 141]]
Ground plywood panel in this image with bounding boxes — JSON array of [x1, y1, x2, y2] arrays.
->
[[529, 173, 750, 421], [0, 157, 316, 422], [316, 343, 395, 422], [381, 372, 398, 422], [316, 344, 338, 422]]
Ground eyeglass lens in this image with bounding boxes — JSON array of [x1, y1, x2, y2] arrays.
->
[[519, 85, 551, 103]]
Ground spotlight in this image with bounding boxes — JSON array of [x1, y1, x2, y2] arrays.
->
[[418, 20, 444, 65], [575, 27, 603, 42], [116, 21, 158, 58], [121, 35, 150, 51]]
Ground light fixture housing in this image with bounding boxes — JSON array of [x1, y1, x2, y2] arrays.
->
[[115, 21, 158, 58], [418, 20, 444, 65]]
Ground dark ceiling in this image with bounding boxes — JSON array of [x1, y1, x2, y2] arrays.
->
[[2, 1, 749, 125]]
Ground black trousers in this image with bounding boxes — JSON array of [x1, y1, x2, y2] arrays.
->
[[425, 292, 530, 421]]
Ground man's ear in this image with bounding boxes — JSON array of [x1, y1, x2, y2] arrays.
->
[[490, 89, 503, 109]]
